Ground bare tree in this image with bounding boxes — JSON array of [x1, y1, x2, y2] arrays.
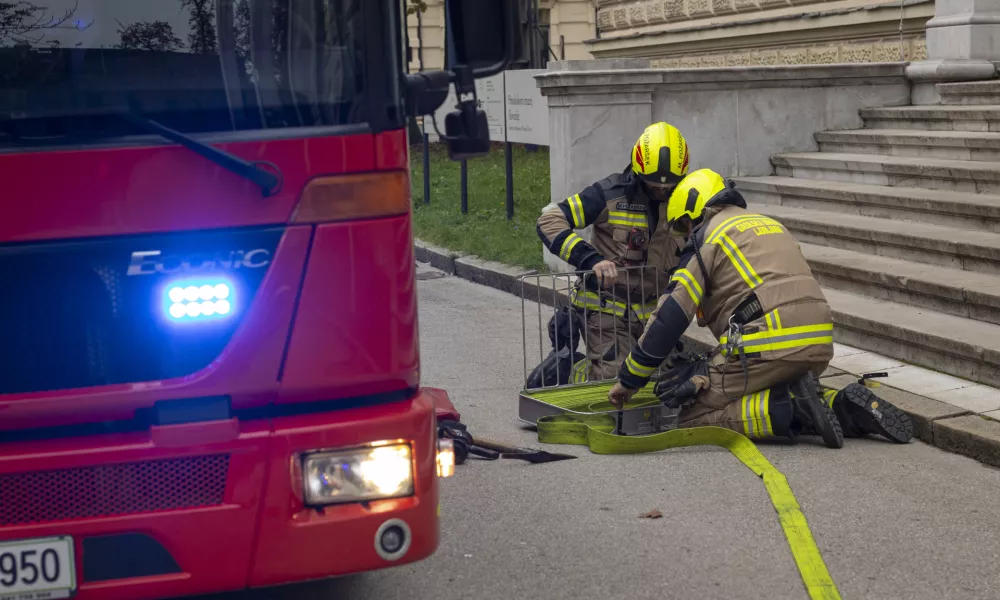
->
[[234, 0, 251, 67], [0, 0, 87, 46], [180, 0, 217, 54], [114, 20, 183, 52], [407, 0, 428, 15], [269, 0, 290, 85]]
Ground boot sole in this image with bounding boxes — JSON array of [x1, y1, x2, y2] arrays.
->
[[842, 384, 913, 444], [792, 380, 844, 449]]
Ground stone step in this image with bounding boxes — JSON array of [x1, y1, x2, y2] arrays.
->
[[822, 287, 1000, 388], [771, 152, 1000, 194], [815, 129, 1000, 162], [938, 80, 1000, 106], [860, 105, 1000, 131], [798, 242, 1000, 326], [733, 176, 1000, 233], [753, 203, 1000, 276]]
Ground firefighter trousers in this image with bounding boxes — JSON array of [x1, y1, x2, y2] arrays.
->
[[580, 310, 647, 382], [676, 353, 830, 439]]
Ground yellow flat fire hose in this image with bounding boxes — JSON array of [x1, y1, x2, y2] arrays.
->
[[535, 413, 841, 600]]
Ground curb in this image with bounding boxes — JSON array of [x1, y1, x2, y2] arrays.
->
[[414, 239, 1000, 468]]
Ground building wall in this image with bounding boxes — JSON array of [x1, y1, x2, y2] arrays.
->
[[548, 0, 598, 61], [406, 0, 446, 72], [535, 61, 911, 271], [588, 0, 934, 66]]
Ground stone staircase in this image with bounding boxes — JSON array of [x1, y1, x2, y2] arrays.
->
[[733, 80, 1000, 389]]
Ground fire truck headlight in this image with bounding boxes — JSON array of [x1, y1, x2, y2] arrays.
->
[[303, 443, 414, 506], [164, 280, 234, 321]]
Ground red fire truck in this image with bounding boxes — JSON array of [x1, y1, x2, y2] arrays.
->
[[0, 1, 517, 598]]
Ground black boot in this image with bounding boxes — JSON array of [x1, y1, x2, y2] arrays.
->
[[821, 387, 865, 438], [788, 375, 844, 449], [831, 383, 913, 444]]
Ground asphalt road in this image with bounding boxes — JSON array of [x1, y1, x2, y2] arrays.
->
[[212, 263, 1000, 600]]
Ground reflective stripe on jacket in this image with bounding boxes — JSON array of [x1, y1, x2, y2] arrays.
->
[[537, 167, 684, 306], [619, 197, 833, 389]]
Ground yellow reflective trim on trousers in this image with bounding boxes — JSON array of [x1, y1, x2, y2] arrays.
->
[[535, 413, 842, 600], [570, 289, 657, 320], [625, 354, 656, 377], [741, 396, 751, 436], [823, 389, 839, 409], [743, 392, 761, 437], [762, 388, 773, 436], [567, 194, 585, 228], [745, 390, 771, 438], [570, 290, 626, 318], [559, 233, 584, 262]]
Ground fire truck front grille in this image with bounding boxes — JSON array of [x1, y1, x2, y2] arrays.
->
[[0, 455, 230, 527], [0, 227, 283, 395]]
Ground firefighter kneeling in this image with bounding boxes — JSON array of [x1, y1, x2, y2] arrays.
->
[[608, 169, 914, 446]]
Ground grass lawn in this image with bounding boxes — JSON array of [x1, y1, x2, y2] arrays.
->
[[409, 141, 551, 272]]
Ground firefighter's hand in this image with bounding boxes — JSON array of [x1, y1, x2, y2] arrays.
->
[[608, 382, 637, 409], [592, 260, 618, 289]]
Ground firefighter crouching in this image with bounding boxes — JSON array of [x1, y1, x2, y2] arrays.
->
[[534, 122, 689, 385], [608, 169, 914, 446]]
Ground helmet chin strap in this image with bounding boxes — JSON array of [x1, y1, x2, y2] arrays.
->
[[641, 180, 673, 203]]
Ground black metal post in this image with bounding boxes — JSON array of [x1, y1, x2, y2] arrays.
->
[[527, 4, 535, 68], [505, 142, 514, 220], [460, 160, 468, 214], [532, 0, 540, 67], [422, 124, 431, 205]]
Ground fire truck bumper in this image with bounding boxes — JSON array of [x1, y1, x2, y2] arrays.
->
[[0, 388, 446, 600]]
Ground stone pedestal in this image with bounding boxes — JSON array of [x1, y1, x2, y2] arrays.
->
[[538, 61, 657, 272], [535, 61, 910, 272], [906, 0, 1000, 104]]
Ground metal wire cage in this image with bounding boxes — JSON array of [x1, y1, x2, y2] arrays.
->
[[516, 266, 679, 435]]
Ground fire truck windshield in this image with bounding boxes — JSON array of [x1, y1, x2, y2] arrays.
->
[[0, 0, 403, 148]]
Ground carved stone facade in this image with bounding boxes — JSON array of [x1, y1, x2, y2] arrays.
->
[[650, 37, 928, 68], [589, 0, 936, 67]]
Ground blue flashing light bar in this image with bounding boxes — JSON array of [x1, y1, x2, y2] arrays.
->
[[164, 280, 234, 321]]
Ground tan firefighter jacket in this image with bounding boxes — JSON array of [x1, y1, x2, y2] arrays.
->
[[537, 166, 685, 321], [617, 183, 834, 390]]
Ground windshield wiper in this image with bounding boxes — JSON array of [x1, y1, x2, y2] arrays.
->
[[118, 112, 281, 197]]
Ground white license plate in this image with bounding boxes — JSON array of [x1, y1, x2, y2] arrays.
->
[[0, 537, 75, 600]]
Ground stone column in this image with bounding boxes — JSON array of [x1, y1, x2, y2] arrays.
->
[[536, 60, 656, 272], [906, 0, 1000, 104]]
